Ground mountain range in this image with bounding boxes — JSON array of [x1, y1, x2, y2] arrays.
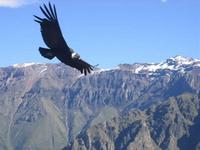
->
[[0, 56, 200, 150]]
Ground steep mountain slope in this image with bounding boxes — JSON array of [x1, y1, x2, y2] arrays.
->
[[0, 63, 79, 150], [65, 56, 200, 146], [66, 93, 200, 150], [0, 56, 200, 150]]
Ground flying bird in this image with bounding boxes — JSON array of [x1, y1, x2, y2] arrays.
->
[[34, 3, 93, 75]]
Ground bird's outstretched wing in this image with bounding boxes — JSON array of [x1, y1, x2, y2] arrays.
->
[[69, 58, 94, 75], [34, 3, 69, 51], [34, 3, 95, 75]]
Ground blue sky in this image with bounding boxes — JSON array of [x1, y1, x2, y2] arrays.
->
[[0, 0, 199, 68]]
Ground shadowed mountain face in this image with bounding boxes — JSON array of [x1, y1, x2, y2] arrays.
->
[[0, 56, 200, 150], [67, 94, 200, 150]]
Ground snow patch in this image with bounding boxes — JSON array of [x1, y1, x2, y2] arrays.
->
[[13, 62, 42, 68], [77, 68, 113, 78], [93, 68, 112, 74], [132, 56, 200, 74], [39, 67, 48, 74], [194, 64, 200, 67]]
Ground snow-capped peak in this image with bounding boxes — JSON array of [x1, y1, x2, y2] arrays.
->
[[119, 56, 200, 75], [170, 55, 191, 61], [10, 56, 200, 76], [143, 56, 200, 73], [13, 62, 44, 68], [167, 55, 194, 65]]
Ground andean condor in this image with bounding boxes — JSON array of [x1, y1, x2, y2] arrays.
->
[[34, 3, 94, 75]]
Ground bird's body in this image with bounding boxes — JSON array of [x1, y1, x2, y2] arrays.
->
[[34, 3, 93, 75]]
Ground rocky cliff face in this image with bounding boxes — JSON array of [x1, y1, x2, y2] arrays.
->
[[0, 56, 200, 150], [67, 93, 200, 150], [0, 63, 79, 150]]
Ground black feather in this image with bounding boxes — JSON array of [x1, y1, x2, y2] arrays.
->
[[43, 3, 54, 20], [40, 6, 51, 21], [53, 4, 57, 19], [49, 2, 56, 19]]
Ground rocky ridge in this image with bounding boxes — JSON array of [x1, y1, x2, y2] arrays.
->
[[0, 56, 199, 150]]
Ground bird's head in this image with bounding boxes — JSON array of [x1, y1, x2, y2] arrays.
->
[[71, 52, 80, 59]]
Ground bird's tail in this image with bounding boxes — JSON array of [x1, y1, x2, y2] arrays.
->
[[39, 47, 55, 60]]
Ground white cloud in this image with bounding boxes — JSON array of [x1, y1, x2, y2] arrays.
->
[[0, 0, 38, 8]]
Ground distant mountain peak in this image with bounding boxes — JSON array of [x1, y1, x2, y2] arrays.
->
[[10, 56, 200, 75], [170, 55, 193, 61], [0, 55, 200, 149], [119, 55, 200, 75], [12, 62, 47, 68], [167, 55, 195, 65]]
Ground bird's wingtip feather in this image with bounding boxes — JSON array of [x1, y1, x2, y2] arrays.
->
[[33, 15, 43, 23]]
